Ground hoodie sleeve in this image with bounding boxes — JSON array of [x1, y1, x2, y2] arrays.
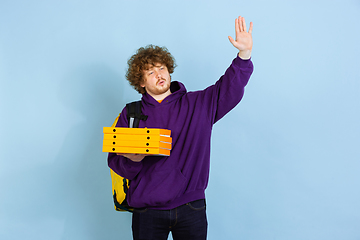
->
[[204, 55, 253, 124], [107, 107, 143, 180]]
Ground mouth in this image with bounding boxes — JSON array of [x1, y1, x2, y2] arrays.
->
[[157, 79, 166, 86]]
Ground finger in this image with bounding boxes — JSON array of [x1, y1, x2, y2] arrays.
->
[[137, 154, 148, 157], [228, 36, 235, 45], [248, 21, 253, 34], [234, 17, 240, 37], [242, 17, 247, 32], [228, 36, 240, 49], [120, 153, 136, 157], [239, 16, 244, 32]]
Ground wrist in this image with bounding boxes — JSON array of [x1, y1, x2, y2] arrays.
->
[[238, 50, 252, 60]]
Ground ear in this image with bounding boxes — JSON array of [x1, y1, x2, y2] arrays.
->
[[140, 78, 146, 88]]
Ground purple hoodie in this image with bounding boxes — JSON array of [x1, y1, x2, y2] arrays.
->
[[108, 55, 253, 210]]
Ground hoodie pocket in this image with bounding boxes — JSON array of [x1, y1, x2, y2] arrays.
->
[[130, 168, 187, 207]]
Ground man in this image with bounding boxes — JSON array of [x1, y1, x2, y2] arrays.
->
[[108, 16, 254, 240]]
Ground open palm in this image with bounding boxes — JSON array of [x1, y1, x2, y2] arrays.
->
[[228, 16, 253, 59]]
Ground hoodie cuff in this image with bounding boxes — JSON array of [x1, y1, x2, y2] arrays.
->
[[233, 55, 252, 68]]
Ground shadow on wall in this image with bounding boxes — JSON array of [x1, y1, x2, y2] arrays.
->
[[51, 63, 132, 239]]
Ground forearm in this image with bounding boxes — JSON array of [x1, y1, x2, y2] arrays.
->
[[224, 55, 253, 88], [108, 153, 143, 180], [204, 55, 253, 123]]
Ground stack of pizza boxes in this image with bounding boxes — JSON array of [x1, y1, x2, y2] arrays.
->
[[102, 127, 172, 156]]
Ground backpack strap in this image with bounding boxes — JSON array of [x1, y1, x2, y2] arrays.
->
[[126, 101, 148, 128]]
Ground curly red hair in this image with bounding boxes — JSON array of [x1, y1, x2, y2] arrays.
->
[[126, 45, 177, 94]]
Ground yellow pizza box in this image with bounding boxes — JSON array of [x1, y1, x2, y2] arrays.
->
[[103, 127, 171, 136], [103, 133, 172, 143], [102, 145, 170, 156], [103, 139, 172, 150]]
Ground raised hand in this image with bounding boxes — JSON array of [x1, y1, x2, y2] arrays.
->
[[228, 16, 253, 59]]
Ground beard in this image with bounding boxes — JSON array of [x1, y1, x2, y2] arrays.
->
[[146, 78, 171, 96]]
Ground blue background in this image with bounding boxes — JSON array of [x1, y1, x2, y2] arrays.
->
[[1, 0, 360, 239]]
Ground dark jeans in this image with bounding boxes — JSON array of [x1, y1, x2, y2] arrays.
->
[[132, 199, 207, 240]]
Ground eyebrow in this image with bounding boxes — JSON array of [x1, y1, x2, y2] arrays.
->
[[145, 64, 164, 71]]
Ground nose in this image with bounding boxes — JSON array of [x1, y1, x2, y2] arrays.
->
[[156, 70, 162, 79]]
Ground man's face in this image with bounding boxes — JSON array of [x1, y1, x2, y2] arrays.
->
[[141, 63, 171, 99]]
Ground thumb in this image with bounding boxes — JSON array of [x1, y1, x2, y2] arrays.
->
[[228, 36, 236, 47]]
